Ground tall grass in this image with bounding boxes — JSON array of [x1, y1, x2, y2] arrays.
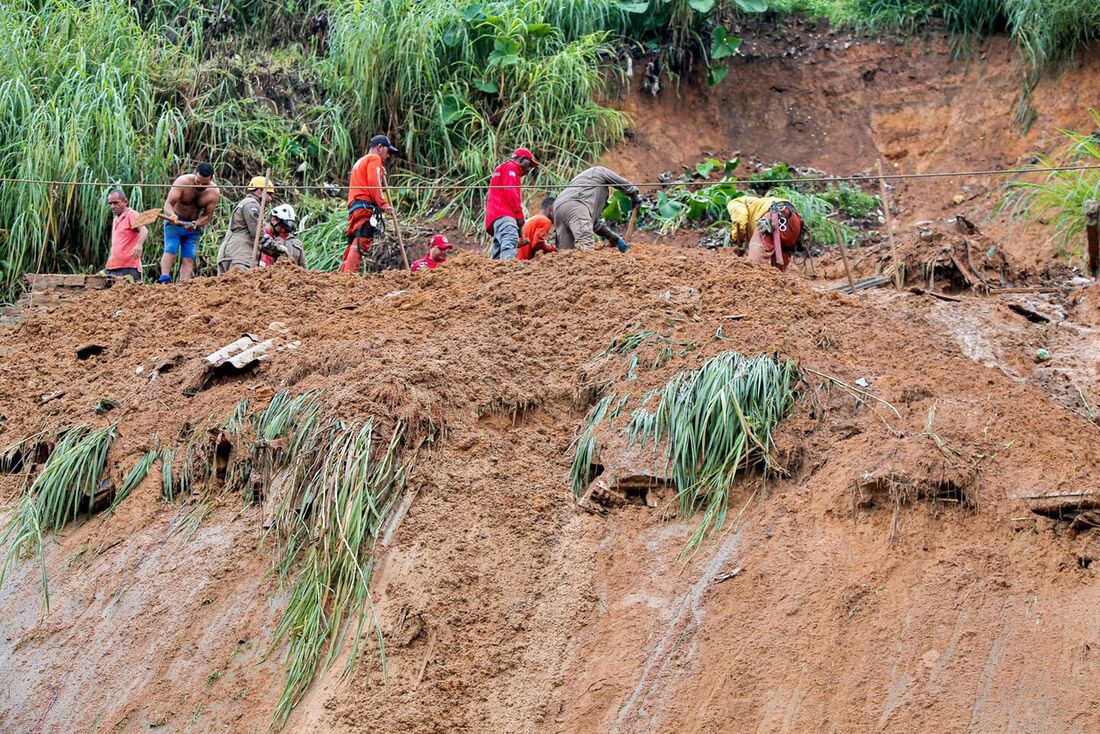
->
[[625, 353, 799, 557], [0, 0, 354, 299], [0, 424, 115, 610], [328, 0, 627, 226], [1000, 109, 1100, 259]]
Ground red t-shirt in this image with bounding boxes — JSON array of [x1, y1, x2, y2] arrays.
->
[[105, 207, 143, 270], [410, 254, 442, 272], [484, 159, 526, 233]]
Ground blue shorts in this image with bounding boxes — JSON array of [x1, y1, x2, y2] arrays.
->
[[163, 222, 203, 260]]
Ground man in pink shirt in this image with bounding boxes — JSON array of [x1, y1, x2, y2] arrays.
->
[[410, 234, 454, 272], [103, 188, 148, 281]]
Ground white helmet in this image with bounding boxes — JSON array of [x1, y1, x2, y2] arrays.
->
[[271, 204, 297, 229]]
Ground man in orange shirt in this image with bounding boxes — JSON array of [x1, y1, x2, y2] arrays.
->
[[517, 197, 556, 260], [342, 134, 399, 273]]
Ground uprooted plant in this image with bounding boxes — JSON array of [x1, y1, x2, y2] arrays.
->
[[0, 424, 115, 611], [570, 352, 799, 558]]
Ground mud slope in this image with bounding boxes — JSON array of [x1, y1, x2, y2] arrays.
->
[[603, 23, 1100, 267], [1, 246, 1098, 733]]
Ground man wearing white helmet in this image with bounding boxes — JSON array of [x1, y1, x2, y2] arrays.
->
[[217, 175, 275, 274], [259, 204, 307, 268]]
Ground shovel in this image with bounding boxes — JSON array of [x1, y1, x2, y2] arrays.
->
[[624, 201, 641, 241], [131, 207, 171, 228]]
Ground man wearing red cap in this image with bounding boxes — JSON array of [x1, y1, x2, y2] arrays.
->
[[410, 234, 454, 272], [342, 134, 400, 273], [484, 148, 537, 261]]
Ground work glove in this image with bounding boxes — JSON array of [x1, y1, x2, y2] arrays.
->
[[628, 191, 643, 208]]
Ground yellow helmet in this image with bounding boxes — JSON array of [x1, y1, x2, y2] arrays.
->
[[248, 176, 275, 194]]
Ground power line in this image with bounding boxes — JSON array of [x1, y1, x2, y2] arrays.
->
[[0, 164, 1096, 193]]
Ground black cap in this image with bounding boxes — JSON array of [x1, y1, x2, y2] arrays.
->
[[369, 135, 400, 156]]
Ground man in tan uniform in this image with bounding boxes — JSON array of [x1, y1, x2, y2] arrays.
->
[[216, 176, 274, 274], [552, 166, 641, 252]]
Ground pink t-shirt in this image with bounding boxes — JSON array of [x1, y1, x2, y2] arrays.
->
[[105, 207, 143, 270]]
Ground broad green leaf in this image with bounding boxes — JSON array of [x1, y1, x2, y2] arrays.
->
[[707, 64, 730, 87], [711, 27, 742, 60], [689, 0, 716, 12], [474, 76, 499, 94], [439, 94, 466, 125], [619, 1, 649, 12], [525, 22, 553, 38], [733, 0, 769, 12]]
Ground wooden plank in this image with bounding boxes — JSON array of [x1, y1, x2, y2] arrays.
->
[[1086, 199, 1099, 278]]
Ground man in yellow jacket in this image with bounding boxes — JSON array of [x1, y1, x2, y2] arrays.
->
[[727, 195, 803, 272]]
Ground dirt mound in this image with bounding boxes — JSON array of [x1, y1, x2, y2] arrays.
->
[[1, 245, 1099, 732]]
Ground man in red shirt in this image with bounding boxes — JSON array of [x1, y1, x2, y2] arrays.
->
[[103, 188, 148, 281], [342, 134, 399, 273], [517, 197, 557, 260], [410, 234, 454, 272], [485, 148, 537, 261]]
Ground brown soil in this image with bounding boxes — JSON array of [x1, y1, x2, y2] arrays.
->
[[603, 18, 1100, 270], [3, 27, 1100, 734]]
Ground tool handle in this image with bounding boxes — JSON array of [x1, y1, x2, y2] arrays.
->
[[624, 203, 640, 241], [382, 175, 411, 271], [250, 168, 272, 266]]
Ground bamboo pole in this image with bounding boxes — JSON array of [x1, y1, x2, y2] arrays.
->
[[250, 168, 272, 267], [877, 160, 903, 290], [1085, 199, 1099, 278], [382, 174, 411, 271], [831, 220, 859, 297]]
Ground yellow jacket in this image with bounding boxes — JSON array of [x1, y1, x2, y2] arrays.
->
[[727, 196, 780, 246]]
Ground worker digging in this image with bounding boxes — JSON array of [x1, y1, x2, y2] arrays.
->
[[342, 134, 399, 274], [215, 176, 275, 274], [159, 162, 221, 283], [517, 197, 557, 260], [552, 165, 641, 253], [410, 234, 454, 272], [259, 204, 307, 268], [725, 194, 804, 272], [485, 147, 538, 261]]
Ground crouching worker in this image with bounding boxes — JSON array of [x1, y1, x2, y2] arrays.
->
[[517, 197, 557, 260], [342, 135, 398, 273], [216, 176, 274, 274], [103, 188, 148, 282], [726, 195, 803, 272], [259, 204, 306, 267], [553, 166, 640, 253], [411, 234, 454, 272]]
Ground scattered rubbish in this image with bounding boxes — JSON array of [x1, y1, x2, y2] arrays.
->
[[94, 398, 118, 415], [713, 566, 743, 584], [1035, 348, 1052, 363], [76, 343, 106, 360], [39, 390, 65, 404], [854, 377, 870, 388]]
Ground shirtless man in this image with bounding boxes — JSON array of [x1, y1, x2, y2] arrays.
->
[[159, 162, 222, 282]]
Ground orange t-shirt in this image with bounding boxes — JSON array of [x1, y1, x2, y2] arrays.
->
[[347, 153, 388, 207], [517, 214, 554, 260]]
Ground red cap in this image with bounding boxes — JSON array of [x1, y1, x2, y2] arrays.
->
[[431, 234, 453, 251], [513, 148, 538, 166]]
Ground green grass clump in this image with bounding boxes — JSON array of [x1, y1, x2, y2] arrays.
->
[[268, 419, 408, 730], [1000, 109, 1100, 261], [106, 448, 160, 518], [568, 394, 618, 495], [819, 183, 881, 218], [625, 352, 799, 557], [0, 424, 115, 610]]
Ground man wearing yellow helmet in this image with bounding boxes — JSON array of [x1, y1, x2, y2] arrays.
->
[[216, 175, 274, 274]]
